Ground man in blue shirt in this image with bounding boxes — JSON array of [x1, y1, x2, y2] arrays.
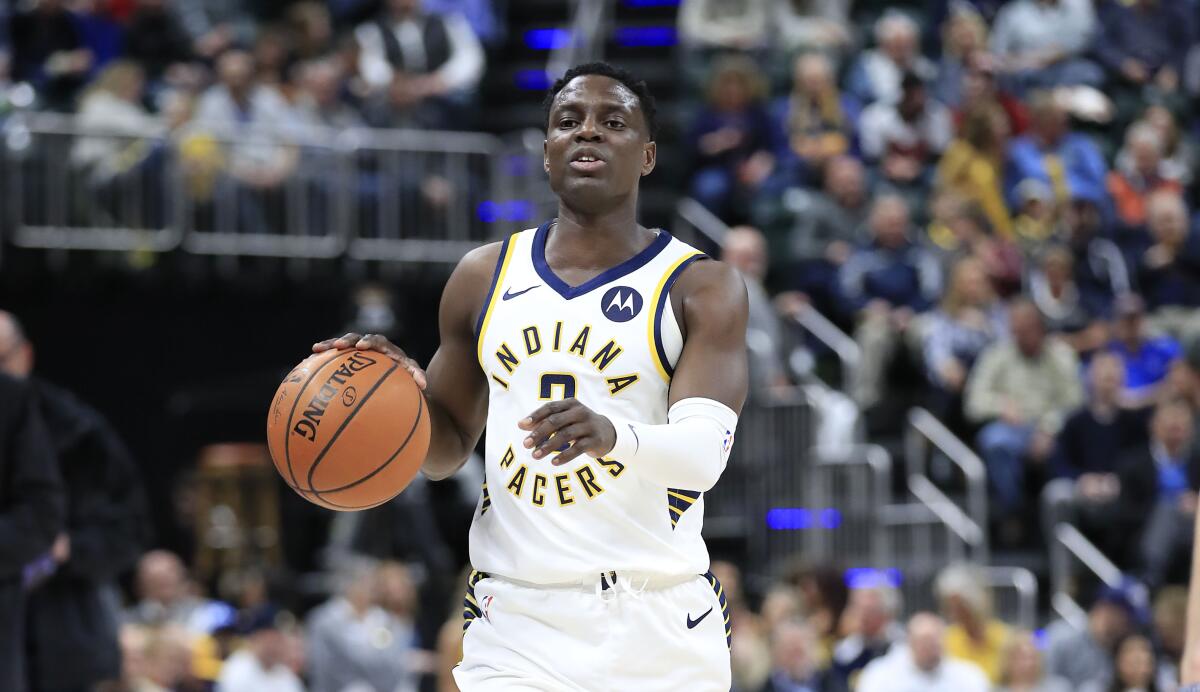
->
[[1106, 294, 1182, 407]]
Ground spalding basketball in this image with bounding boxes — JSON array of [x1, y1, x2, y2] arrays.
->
[[267, 348, 430, 511]]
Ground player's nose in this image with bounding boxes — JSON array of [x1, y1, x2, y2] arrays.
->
[[575, 115, 602, 141]]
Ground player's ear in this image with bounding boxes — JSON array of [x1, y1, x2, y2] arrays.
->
[[641, 141, 656, 176], [543, 139, 550, 173]]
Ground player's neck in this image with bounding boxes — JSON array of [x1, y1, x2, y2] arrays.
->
[[551, 203, 650, 267]]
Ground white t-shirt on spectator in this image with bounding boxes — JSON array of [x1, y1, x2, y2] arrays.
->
[[215, 649, 305, 692], [856, 645, 990, 692]]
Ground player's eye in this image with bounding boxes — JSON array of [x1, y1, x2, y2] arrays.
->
[[558, 118, 578, 128], [606, 120, 626, 129]]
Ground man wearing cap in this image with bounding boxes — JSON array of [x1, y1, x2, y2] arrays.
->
[[215, 606, 303, 692], [1045, 582, 1141, 688]]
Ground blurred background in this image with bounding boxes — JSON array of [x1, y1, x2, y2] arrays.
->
[[2, 0, 1200, 690]]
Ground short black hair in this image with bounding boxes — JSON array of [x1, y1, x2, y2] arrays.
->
[[543, 62, 658, 141]]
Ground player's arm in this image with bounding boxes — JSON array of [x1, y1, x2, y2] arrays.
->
[[520, 260, 749, 490], [314, 244, 498, 481]]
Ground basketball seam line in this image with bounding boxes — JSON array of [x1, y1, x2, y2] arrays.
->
[[282, 352, 347, 491], [308, 386, 425, 494], [306, 362, 400, 502]]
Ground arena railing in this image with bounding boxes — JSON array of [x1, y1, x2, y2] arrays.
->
[[787, 304, 861, 393], [3, 113, 520, 261], [981, 565, 1039, 631], [1049, 522, 1124, 632], [904, 407, 990, 564], [3, 111, 184, 252], [547, 0, 611, 80]]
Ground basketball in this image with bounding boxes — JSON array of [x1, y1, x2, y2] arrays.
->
[[266, 348, 430, 511]]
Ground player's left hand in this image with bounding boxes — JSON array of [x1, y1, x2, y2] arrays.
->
[[518, 398, 617, 466]]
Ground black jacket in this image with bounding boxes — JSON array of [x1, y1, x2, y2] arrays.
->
[[1117, 443, 1200, 530], [25, 380, 148, 692], [0, 375, 64, 692]]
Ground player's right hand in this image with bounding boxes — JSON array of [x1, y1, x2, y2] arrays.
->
[[312, 332, 427, 390]]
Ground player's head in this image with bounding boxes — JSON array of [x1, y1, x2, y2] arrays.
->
[[542, 62, 658, 214], [0, 311, 33, 379]]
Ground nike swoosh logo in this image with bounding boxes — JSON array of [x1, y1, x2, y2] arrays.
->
[[502, 285, 540, 301], [686, 607, 713, 629]]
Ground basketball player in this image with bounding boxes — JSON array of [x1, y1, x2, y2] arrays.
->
[[314, 62, 748, 690]]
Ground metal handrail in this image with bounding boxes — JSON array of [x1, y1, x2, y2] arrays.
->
[[1049, 522, 1124, 633], [673, 196, 730, 247], [905, 407, 989, 562], [980, 566, 1039, 630], [808, 444, 893, 568], [1054, 522, 1122, 587], [908, 474, 984, 548], [547, 0, 609, 79], [788, 305, 861, 391]]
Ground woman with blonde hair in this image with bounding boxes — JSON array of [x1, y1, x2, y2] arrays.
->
[[772, 52, 860, 185], [938, 102, 1014, 238], [934, 563, 1012, 682], [995, 630, 1071, 692]]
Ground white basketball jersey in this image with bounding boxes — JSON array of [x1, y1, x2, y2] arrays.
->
[[469, 221, 712, 584]]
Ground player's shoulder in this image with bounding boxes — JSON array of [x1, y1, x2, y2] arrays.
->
[[673, 257, 747, 307], [456, 240, 506, 279]]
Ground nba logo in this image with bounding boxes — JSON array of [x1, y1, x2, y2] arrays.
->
[[481, 595, 495, 622], [601, 286, 643, 322]]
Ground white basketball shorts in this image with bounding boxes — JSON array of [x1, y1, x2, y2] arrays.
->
[[454, 569, 732, 691]]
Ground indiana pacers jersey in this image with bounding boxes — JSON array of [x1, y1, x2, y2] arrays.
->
[[469, 220, 711, 584]]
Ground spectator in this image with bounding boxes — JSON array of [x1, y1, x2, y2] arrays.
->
[[840, 195, 942, 409], [1151, 586, 1188, 688], [70, 61, 177, 227], [125, 550, 235, 636], [1131, 104, 1197, 188], [1117, 399, 1200, 588], [122, 0, 196, 87], [965, 300, 1084, 534], [0, 372, 63, 692], [285, 2, 335, 61], [307, 562, 421, 692], [191, 49, 299, 232], [122, 624, 194, 692], [1061, 193, 1131, 318], [772, 52, 860, 188], [1005, 91, 1109, 212], [10, 0, 92, 111], [253, 27, 294, 92], [1107, 293, 1182, 407], [830, 585, 905, 689], [216, 606, 305, 692], [995, 630, 1072, 692], [677, 0, 770, 53], [937, 103, 1014, 239], [924, 192, 1023, 294], [722, 227, 790, 400], [856, 613, 989, 692], [1048, 353, 1149, 555], [953, 62, 1031, 136], [293, 58, 364, 129], [1045, 584, 1140, 688], [989, 0, 1102, 91], [1139, 191, 1200, 338], [0, 312, 148, 692], [686, 55, 775, 223], [771, 0, 852, 59], [1080, 633, 1162, 692], [1032, 245, 1104, 347], [759, 619, 834, 692], [355, 0, 485, 129], [1011, 180, 1059, 255], [1094, 0, 1192, 99], [844, 12, 936, 106], [934, 563, 1010, 682], [759, 155, 868, 313], [931, 6, 988, 109], [1107, 122, 1184, 229], [922, 257, 1008, 420], [858, 73, 952, 201]]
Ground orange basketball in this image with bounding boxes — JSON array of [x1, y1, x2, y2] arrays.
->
[[266, 348, 430, 511]]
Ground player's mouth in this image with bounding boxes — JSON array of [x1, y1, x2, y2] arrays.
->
[[568, 149, 607, 173]]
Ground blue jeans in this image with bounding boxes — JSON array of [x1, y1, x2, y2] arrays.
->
[[976, 421, 1037, 517]]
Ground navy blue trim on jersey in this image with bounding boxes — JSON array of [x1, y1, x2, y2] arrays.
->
[[667, 488, 702, 529], [474, 234, 514, 338], [462, 570, 489, 632], [532, 219, 673, 300], [703, 571, 732, 650], [652, 254, 707, 376]]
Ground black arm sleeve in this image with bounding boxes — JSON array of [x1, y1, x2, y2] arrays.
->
[[0, 378, 63, 575]]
